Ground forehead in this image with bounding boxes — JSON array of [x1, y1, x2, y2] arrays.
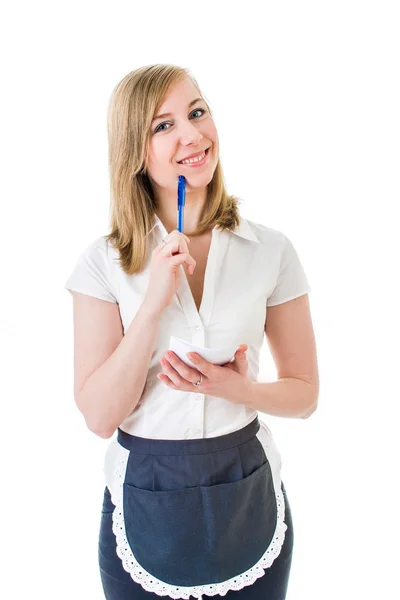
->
[[158, 77, 200, 110]]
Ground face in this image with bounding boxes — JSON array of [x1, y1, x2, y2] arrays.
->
[[145, 77, 219, 195]]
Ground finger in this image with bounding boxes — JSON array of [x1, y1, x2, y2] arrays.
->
[[186, 353, 211, 377], [170, 230, 191, 244], [160, 358, 192, 388], [159, 232, 191, 252], [157, 373, 178, 389], [159, 239, 189, 257], [163, 353, 201, 384], [159, 243, 196, 272], [163, 230, 190, 243], [235, 345, 248, 358]]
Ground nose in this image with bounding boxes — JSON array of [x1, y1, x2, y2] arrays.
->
[[178, 120, 203, 146]]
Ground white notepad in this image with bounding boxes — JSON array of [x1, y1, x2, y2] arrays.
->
[[169, 335, 240, 368]]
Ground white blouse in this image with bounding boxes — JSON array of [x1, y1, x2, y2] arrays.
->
[[64, 212, 312, 474]]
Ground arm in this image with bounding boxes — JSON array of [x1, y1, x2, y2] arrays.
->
[[245, 377, 318, 419], [72, 294, 162, 438], [245, 293, 319, 419]]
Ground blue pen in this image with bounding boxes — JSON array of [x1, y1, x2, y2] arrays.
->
[[177, 175, 186, 233]]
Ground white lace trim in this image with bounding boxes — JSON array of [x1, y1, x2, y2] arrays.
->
[[106, 428, 288, 599]]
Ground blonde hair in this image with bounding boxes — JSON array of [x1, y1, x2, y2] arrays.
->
[[105, 64, 242, 275]]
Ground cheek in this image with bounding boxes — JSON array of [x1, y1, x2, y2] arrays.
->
[[207, 120, 218, 140], [147, 142, 174, 172], [207, 125, 219, 154]]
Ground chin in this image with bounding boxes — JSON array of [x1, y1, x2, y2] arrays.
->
[[184, 173, 215, 188]]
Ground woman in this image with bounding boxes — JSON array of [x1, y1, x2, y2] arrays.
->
[[65, 64, 319, 599]]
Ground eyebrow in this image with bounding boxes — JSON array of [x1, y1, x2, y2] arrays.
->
[[152, 98, 204, 122]]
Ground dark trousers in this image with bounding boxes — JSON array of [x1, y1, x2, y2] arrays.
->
[[98, 481, 294, 599]]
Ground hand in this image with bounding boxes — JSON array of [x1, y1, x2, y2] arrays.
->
[[143, 230, 196, 316], [157, 344, 252, 405]]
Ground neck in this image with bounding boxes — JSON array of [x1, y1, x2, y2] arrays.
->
[[154, 188, 208, 236]]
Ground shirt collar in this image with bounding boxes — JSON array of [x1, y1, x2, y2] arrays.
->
[[151, 213, 260, 244]]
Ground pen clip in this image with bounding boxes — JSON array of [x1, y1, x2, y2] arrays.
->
[[178, 175, 186, 208], [177, 176, 186, 233]]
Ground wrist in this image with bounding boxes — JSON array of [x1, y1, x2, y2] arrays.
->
[[245, 379, 255, 406], [140, 300, 163, 320], [228, 376, 254, 406], [242, 379, 255, 407]]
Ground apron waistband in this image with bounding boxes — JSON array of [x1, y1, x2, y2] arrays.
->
[[117, 416, 260, 456]]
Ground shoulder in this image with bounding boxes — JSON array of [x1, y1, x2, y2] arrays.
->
[[86, 234, 114, 254], [69, 235, 121, 286], [64, 234, 120, 303], [240, 217, 286, 250], [79, 235, 119, 265]]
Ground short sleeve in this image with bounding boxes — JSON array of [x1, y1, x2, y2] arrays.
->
[[267, 232, 312, 307], [64, 238, 118, 303]]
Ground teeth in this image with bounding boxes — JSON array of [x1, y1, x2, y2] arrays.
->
[[179, 151, 206, 164]]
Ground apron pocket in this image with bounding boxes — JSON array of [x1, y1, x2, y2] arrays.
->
[[123, 459, 277, 587]]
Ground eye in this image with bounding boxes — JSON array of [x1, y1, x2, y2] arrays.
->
[[191, 108, 205, 119], [154, 108, 207, 134]]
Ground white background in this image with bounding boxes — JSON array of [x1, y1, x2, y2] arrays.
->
[[1, 1, 399, 598]]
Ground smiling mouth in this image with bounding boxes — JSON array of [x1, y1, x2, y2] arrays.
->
[[178, 147, 210, 165]]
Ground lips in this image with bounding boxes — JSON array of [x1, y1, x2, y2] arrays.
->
[[178, 147, 210, 163]]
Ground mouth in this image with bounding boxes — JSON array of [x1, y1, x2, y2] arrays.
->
[[177, 147, 210, 167]]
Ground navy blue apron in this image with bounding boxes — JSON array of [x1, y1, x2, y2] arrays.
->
[[100, 416, 290, 598]]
